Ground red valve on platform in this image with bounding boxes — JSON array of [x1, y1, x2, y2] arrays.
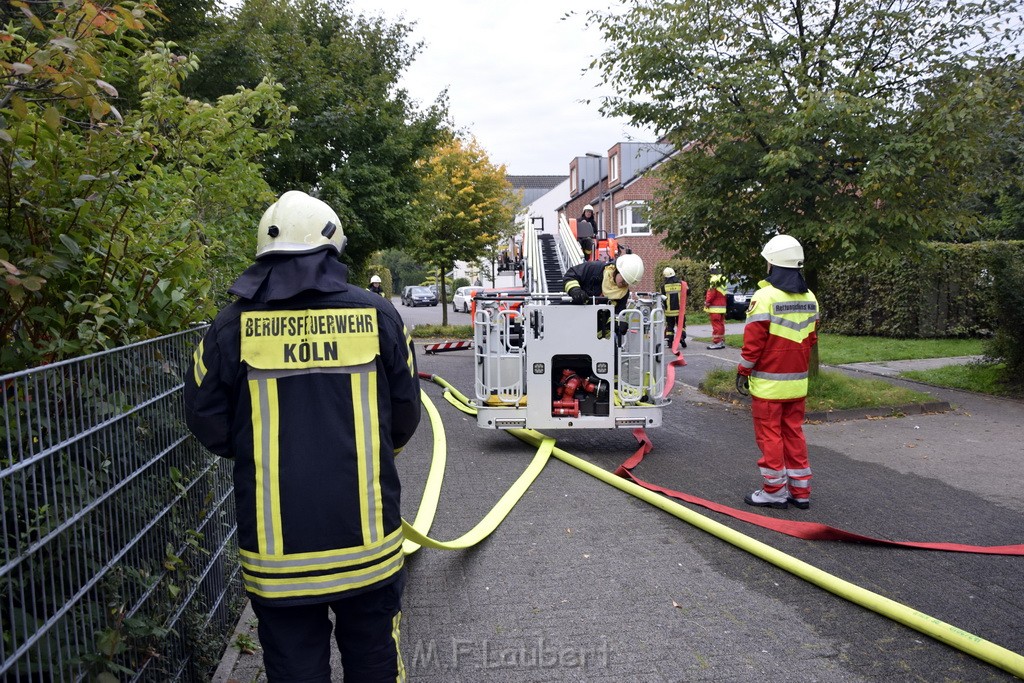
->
[[552, 369, 598, 418]]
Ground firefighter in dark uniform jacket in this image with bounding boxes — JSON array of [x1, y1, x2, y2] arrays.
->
[[184, 190, 420, 683], [563, 253, 644, 314], [661, 266, 687, 347]]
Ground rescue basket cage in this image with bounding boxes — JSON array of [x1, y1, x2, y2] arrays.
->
[[472, 289, 671, 430]]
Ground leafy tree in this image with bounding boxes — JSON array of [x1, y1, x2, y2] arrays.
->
[[377, 248, 428, 294], [968, 62, 1024, 242], [412, 135, 520, 325], [184, 0, 449, 273], [586, 0, 1024, 289], [0, 2, 291, 372]]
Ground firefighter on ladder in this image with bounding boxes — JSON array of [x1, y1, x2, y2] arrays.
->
[[736, 234, 819, 510], [184, 190, 420, 682]]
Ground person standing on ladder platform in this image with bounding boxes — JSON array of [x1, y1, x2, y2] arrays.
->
[[368, 274, 386, 297], [661, 267, 686, 347], [577, 204, 597, 260], [183, 190, 421, 682], [736, 234, 819, 511], [704, 263, 728, 349]]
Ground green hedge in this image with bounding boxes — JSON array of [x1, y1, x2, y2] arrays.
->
[[987, 247, 1024, 384], [818, 241, 1024, 339]]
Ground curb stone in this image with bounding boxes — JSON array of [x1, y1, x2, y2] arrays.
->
[[210, 602, 257, 683]]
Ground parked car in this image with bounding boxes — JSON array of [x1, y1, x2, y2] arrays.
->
[[402, 285, 438, 307], [452, 286, 482, 313], [469, 286, 529, 320], [726, 284, 755, 320]]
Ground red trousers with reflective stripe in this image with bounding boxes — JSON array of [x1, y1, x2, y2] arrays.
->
[[710, 313, 726, 343], [751, 397, 811, 500]]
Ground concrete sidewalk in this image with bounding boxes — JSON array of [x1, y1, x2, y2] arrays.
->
[[214, 338, 1024, 682]]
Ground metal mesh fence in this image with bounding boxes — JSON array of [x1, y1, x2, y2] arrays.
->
[[1, 326, 244, 682]]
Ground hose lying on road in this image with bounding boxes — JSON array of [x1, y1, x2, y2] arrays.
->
[[402, 373, 1024, 680]]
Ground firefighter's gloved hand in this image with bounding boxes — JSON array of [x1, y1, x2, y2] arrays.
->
[[568, 287, 586, 305], [616, 321, 629, 337], [735, 373, 750, 396]]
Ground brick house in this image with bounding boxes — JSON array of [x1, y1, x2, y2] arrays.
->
[[559, 142, 677, 292]]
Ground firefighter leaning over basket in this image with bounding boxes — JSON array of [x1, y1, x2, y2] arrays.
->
[[183, 190, 420, 682], [736, 234, 819, 511], [563, 253, 645, 313]]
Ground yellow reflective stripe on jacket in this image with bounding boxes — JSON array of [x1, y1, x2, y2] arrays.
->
[[250, 376, 284, 555], [192, 339, 207, 386], [762, 301, 818, 344], [242, 549, 404, 599], [353, 370, 385, 545], [403, 326, 415, 377], [749, 372, 809, 401], [564, 278, 581, 292], [240, 527, 403, 573], [741, 366, 807, 399], [705, 306, 727, 313]]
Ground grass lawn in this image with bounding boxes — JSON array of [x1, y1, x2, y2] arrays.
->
[[708, 333, 986, 365], [701, 368, 934, 412], [901, 361, 1017, 397], [411, 324, 473, 339], [414, 321, 1015, 400]]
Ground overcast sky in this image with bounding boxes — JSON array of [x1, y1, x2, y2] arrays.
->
[[346, 0, 652, 176]]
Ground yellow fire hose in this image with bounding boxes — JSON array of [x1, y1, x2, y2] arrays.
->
[[401, 378, 1024, 679]]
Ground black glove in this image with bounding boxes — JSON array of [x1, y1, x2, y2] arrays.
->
[[735, 373, 750, 396], [569, 287, 586, 305], [616, 321, 629, 337]]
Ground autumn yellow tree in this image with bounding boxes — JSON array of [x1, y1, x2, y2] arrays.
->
[[413, 134, 520, 325]]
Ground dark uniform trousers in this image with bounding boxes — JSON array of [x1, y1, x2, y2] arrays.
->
[[253, 572, 406, 683]]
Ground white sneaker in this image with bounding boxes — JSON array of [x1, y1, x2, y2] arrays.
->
[[706, 342, 725, 350], [744, 490, 788, 509]]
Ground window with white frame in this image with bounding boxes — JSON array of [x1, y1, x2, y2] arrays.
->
[[609, 153, 619, 183], [570, 166, 578, 192], [616, 201, 649, 235]]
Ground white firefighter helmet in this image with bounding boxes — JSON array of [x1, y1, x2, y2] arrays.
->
[[616, 253, 644, 286], [709, 262, 721, 274], [256, 190, 346, 259], [583, 204, 594, 213], [761, 234, 805, 268], [370, 275, 382, 284], [663, 267, 676, 278]]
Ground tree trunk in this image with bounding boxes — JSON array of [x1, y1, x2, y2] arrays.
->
[[806, 267, 820, 378]]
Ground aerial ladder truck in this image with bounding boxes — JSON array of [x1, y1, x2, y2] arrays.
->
[[472, 215, 673, 430]]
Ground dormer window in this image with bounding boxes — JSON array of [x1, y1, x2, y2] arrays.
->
[[610, 153, 620, 183]]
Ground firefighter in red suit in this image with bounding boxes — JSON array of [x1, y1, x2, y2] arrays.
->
[[736, 235, 819, 510], [704, 264, 728, 349]]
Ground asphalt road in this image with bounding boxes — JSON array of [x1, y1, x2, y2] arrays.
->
[[216, 306, 1024, 682]]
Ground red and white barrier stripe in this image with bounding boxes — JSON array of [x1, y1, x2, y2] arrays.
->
[[423, 340, 474, 354]]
